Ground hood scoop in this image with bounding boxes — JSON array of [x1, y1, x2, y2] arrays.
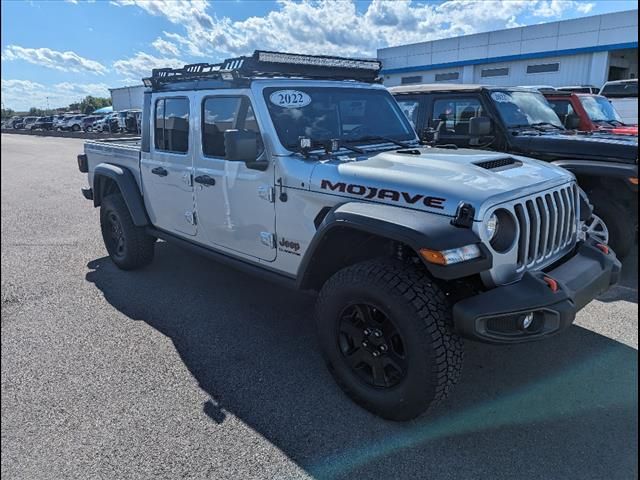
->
[[473, 157, 522, 171]]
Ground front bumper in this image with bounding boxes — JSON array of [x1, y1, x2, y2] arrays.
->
[[452, 239, 621, 344]]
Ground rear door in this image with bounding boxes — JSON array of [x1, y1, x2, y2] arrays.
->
[[140, 95, 196, 236]]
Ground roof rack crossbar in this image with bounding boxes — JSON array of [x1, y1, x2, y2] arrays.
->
[[143, 50, 381, 88]]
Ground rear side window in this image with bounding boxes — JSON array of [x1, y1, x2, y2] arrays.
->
[[154, 98, 190, 153], [601, 82, 638, 98], [202, 96, 261, 158]]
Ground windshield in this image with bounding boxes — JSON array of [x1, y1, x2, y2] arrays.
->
[[579, 95, 623, 123], [264, 87, 415, 150], [491, 90, 564, 129]]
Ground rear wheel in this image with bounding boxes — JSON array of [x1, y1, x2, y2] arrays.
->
[[71, 124, 80, 132], [316, 259, 464, 421], [100, 194, 155, 270]]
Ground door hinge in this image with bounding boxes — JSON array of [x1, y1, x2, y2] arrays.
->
[[260, 232, 276, 248], [258, 185, 276, 203], [185, 211, 197, 225]]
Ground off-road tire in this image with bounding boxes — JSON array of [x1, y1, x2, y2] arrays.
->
[[316, 258, 464, 421], [100, 194, 155, 270], [593, 199, 634, 258]]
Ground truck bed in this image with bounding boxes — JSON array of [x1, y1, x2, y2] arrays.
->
[[84, 137, 142, 189]]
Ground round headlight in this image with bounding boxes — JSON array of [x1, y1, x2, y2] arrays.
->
[[485, 213, 499, 241]]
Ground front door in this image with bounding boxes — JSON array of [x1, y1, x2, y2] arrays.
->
[[429, 95, 486, 148], [193, 93, 276, 261], [141, 95, 196, 236]]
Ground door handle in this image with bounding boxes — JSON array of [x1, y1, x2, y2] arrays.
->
[[194, 175, 216, 186], [151, 167, 168, 177]]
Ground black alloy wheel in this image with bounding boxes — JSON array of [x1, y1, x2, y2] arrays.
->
[[338, 303, 408, 388]]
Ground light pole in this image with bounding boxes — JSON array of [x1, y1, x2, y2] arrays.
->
[[46, 96, 50, 113]]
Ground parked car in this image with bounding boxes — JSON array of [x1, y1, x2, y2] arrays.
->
[[31, 116, 55, 131], [6, 116, 23, 129], [54, 114, 74, 130], [124, 110, 142, 133], [77, 50, 620, 421], [599, 79, 638, 125], [61, 114, 86, 132], [92, 113, 113, 133], [557, 85, 600, 94], [21, 116, 38, 130], [390, 84, 638, 257], [544, 91, 637, 136], [518, 85, 557, 92], [81, 115, 103, 132]]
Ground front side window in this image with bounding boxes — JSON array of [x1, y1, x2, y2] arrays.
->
[[154, 97, 189, 153], [579, 95, 623, 123], [430, 97, 484, 135], [491, 90, 563, 129], [202, 96, 261, 158], [264, 87, 415, 150]]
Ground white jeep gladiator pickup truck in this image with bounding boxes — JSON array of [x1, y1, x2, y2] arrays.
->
[[78, 51, 621, 420]]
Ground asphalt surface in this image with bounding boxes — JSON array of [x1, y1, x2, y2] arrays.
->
[[1, 134, 638, 480]]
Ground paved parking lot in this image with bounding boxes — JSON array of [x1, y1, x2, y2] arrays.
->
[[1, 134, 637, 480]]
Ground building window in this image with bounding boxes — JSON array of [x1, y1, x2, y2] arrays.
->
[[401, 75, 422, 85], [481, 67, 509, 78], [435, 72, 459, 82], [527, 63, 560, 74]]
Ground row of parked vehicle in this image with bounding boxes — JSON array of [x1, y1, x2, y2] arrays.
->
[[2, 110, 142, 134]]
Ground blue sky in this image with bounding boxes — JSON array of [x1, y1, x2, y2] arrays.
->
[[1, 0, 637, 111]]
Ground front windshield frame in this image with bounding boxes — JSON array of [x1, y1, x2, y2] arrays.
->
[[579, 95, 623, 123], [262, 86, 417, 151], [490, 89, 564, 129]]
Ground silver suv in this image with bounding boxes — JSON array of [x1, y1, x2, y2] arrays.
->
[[78, 51, 621, 421]]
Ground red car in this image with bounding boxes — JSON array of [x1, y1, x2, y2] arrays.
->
[[544, 92, 638, 136]]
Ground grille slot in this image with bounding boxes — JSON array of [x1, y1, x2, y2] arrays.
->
[[514, 184, 578, 271]]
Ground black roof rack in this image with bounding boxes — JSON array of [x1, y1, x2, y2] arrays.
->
[[143, 50, 382, 89]]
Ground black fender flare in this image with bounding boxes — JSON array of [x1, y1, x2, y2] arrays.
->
[[93, 163, 149, 226], [551, 159, 638, 179], [297, 202, 492, 289]]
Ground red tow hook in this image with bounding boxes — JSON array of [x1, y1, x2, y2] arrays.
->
[[543, 276, 559, 293], [596, 243, 609, 255]]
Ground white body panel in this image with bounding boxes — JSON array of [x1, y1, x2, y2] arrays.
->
[[609, 98, 638, 125]]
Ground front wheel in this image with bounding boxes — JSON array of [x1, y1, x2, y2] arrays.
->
[[71, 124, 80, 132], [593, 200, 634, 258], [100, 194, 155, 270], [316, 259, 464, 421]]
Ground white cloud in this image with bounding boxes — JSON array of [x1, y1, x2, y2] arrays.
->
[[112, 0, 596, 59], [2, 45, 107, 75], [112, 51, 184, 80], [1, 79, 110, 111], [152, 37, 180, 56]]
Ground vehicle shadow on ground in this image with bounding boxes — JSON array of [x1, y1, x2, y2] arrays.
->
[[85, 242, 638, 480]]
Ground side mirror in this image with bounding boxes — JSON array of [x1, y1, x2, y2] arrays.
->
[[224, 129, 267, 170], [565, 113, 580, 130], [469, 116, 492, 137]]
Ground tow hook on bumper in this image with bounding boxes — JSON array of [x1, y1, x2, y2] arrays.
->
[[452, 240, 621, 344]]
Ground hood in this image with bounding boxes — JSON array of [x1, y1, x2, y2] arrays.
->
[[511, 131, 638, 162], [308, 147, 573, 219]]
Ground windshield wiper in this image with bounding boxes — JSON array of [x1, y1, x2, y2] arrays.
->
[[529, 122, 564, 130], [344, 135, 412, 149]]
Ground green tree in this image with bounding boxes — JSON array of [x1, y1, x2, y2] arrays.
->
[[28, 107, 47, 116], [1, 108, 15, 120], [79, 95, 112, 114]]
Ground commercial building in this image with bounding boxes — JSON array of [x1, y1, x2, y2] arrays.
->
[[378, 10, 638, 89], [109, 85, 145, 111]]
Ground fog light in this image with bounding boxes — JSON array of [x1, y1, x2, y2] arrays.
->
[[520, 313, 534, 330]]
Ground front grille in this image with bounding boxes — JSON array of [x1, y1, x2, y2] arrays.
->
[[513, 183, 578, 271]]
